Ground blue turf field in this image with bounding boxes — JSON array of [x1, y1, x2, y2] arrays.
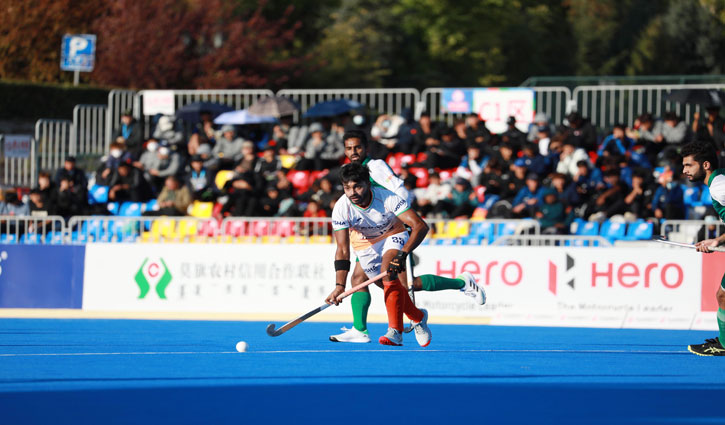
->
[[0, 318, 724, 425]]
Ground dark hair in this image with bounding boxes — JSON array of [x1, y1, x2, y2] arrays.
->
[[340, 162, 370, 185], [680, 140, 718, 168], [343, 130, 368, 146], [638, 113, 654, 124], [663, 111, 679, 122]]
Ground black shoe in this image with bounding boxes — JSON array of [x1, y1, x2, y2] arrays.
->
[[688, 337, 725, 356]]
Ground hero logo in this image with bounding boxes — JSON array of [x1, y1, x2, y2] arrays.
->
[[435, 259, 523, 286], [548, 254, 684, 295]]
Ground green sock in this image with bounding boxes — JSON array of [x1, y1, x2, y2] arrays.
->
[[351, 291, 371, 332], [420, 274, 465, 291], [718, 308, 725, 345]]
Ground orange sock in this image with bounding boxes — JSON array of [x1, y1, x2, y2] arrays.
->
[[403, 290, 424, 323], [383, 279, 405, 332]]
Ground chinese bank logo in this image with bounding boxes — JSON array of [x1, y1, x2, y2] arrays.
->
[[134, 258, 172, 299]]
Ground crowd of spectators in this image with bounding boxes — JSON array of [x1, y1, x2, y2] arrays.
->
[[2, 105, 724, 236]]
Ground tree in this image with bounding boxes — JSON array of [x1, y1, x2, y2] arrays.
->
[[0, 0, 107, 83], [90, 0, 305, 89]]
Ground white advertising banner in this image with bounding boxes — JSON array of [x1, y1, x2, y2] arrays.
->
[[472, 88, 535, 134], [142, 90, 175, 116], [3, 134, 32, 158], [82, 244, 712, 329]]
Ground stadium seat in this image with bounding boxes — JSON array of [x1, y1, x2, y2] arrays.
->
[[461, 221, 494, 245], [285, 236, 308, 244], [20, 233, 43, 244], [279, 154, 297, 169], [434, 238, 459, 245], [88, 185, 109, 205], [189, 201, 214, 218], [215, 170, 235, 190], [0, 234, 18, 244], [387, 152, 404, 173], [223, 220, 247, 237], [250, 220, 270, 237], [287, 169, 311, 193], [119, 202, 144, 217], [407, 167, 429, 188], [308, 170, 329, 186], [45, 232, 65, 245], [197, 219, 221, 238], [272, 220, 296, 237], [144, 199, 159, 213], [107, 202, 120, 215], [438, 169, 456, 182], [599, 220, 626, 243], [176, 219, 198, 241], [701, 185, 711, 204], [309, 235, 332, 244], [622, 220, 654, 241], [683, 186, 701, 208], [575, 221, 599, 236]]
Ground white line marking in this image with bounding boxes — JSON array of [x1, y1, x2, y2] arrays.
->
[[0, 349, 687, 357]]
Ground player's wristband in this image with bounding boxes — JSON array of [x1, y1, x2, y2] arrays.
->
[[334, 260, 351, 271], [335, 283, 345, 288]]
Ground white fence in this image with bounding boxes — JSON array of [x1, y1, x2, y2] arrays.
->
[[72, 104, 107, 156], [34, 119, 73, 178], [1, 136, 37, 187]]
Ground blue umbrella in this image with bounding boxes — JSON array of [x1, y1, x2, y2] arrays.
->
[[303, 99, 364, 118], [213, 110, 278, 125], [175, 101, 234, 122]]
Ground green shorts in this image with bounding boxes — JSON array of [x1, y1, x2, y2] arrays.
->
[[721, 271, 725, 291]]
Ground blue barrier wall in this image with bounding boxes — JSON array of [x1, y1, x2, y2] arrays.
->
[[0, 245, 85, 308]]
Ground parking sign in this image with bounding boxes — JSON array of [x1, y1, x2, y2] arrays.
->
[[60, 34, 96, 72]]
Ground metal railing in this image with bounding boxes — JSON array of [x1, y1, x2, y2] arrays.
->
[[34, 119, 73, 177], [72, 104, 108, 156], [420, 87, 571, 125], [572, 84, 725, 128], [491, 234, 612, 247], [0, 216, 66, 244], [660, 219, 724, 244], [277, 88, 420, 123], [107, 89, 137, 151], [1, 136, 37, 187]]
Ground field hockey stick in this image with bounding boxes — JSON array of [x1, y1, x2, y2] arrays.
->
[[266, 271, 388, 337], [403, 252, 418, 333], [651, 235, 725, 252]]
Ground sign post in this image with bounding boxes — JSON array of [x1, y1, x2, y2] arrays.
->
[[60, 34, 96, 86]]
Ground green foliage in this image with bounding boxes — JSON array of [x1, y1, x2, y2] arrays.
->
[[0, 80, 108, 120]]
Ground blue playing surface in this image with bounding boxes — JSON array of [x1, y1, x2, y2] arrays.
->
[[0, 318, 724, 425]]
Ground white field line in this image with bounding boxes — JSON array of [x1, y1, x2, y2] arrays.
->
[[0, 349, 687, 357]]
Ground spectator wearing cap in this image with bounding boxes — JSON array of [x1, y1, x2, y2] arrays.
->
[[196, 143, 216, 170], [152, 115, 183, 147], [143, 175, 192, 216], [536, 188, 566, 234], [556, 138, 590, 178], [254, 144, 283, 186], [501, 116, 527, 151], [112, 110, 144, 159], [148, 146, 181, 191], [527, 112, 557, 143], [434, 177, 477, 219], [54, 156, 87, 197], [561, 112, 597, 152], [512, 173, 545, 217], [185, 155, 216, 201], [414, 172, 451, 218], [108, 162, 151, 203], [212, 125, 245, 170]]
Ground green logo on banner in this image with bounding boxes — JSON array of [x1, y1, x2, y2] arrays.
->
[[134, 258, 172, 299]]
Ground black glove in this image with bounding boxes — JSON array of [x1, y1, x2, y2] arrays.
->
[[387, 250, 408, 278]]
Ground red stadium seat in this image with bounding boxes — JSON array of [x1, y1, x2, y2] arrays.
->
[[408, 167, 429, 188], [438, 168, 457, 181], [308, 170, 329, 186], [197, 219, 221, 237], [272, 220, 296, 237], [287, 170, 311, 193], [223, 220, 247, 237], [251, 220, 270, 237], [387, 153, 404, 173]]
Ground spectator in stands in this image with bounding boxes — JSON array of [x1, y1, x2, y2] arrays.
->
[[550, 172, 581, 213], [28, 189, 51, 217], [143, 175, 192, 216], [622, 171, 654, 219], [152, 115, 184, 147], [187, 110, 217, 155], [556, 139, 590, 177], [519, 143, 551, 177], [222, 162, 259, 217], [534, 126, 552, 156], [652, 168, 685, 220], [512, 173, 545, 217], [148, 146, 182, 190], [434, 177, 477, 218], [692, 107, 725, 150], [299, 122, 344, 170], [571, 160, 600, 210], [112, 110, 144, 159], [598, 123, 634, 158], [96, 141, 133, 186], [425, 125, 467, 169], [370, 113, 405, 156], [285, 119, 309, 156], [587, 169, 629, 220], [0, 189, 29, 216], [108, 162, 151, 203], [465, 113, 491, 146], [54, 176, 86, 219], [185, 155, 215, 201], [657, 111, 690, 147], [501, 116, 527, 151], [197, 143, 216, 170], [536, 188, 566, 234], [54, 156, 87, 196], [414, 172, 451, 217], [316, 177, 340, 215], [493, 142, 515, 171], [35, 171, 56, 207], [411, 112, 438, 155], [456, 142, 489, 186], [696, 216, 725, 243], [135, 139, 161, 189], [254, 144, 283, 186], [561, 112, 597, 152], [528, 112, 557, 143], [212, 125, 244, 170], [259, 185, 282, 217]]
